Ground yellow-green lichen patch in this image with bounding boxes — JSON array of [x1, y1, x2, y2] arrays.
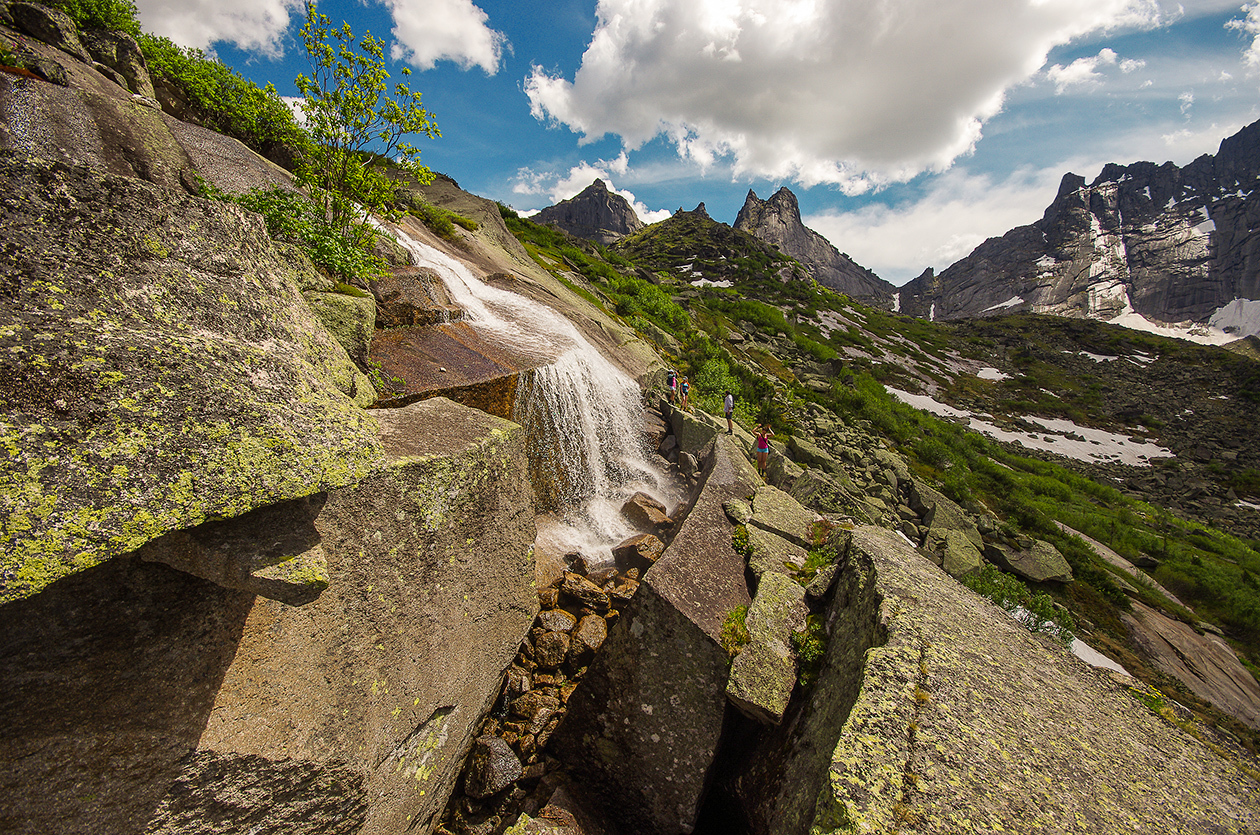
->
[[0, 155, 386, 604]]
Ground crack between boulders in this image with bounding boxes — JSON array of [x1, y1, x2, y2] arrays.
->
[[891, 632, 930, 834]]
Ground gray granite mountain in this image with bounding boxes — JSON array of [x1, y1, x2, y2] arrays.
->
[[735, 187, 895, 308], [898, 120, 1260, 331], [532, 178, 644, 244]]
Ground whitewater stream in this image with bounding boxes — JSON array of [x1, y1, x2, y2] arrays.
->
[[388, 224, 679, 562]]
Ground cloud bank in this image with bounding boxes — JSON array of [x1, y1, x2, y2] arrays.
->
[[135, 0, 506, 73], [525, 0, 1170, 191], [135, 0, 302, 55]]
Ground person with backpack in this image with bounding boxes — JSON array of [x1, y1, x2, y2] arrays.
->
[[667, 370, 677, 404]]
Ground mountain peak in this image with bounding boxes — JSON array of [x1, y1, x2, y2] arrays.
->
[[733, 186, 893, 305], [532, 179, 644, 244]]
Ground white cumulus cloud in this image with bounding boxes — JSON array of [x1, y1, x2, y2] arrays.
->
[[384, 0, 507, 74], [136, 0, 506, 73], [805, 167, 1070, 285], [135, 0, 302, 55], [1226, 2, 1260, 70], [525, 0, 1170, 191]]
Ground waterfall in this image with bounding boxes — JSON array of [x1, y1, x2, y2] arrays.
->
[[387, 225, 677, 560]]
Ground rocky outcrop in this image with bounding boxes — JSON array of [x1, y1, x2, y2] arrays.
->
[[532, 179, 644, 244], [1122, 599, 1260, 730], [0, 153, 379, 604], [548, 409, 755, 835], [735, 187, 894, 307], [711, 526, 1260, 834], [899, 119, 1260, 331], [0, 397, 539, 835]]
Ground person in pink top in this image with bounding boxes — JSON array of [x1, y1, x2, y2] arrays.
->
[[754, 424, 773, 477]]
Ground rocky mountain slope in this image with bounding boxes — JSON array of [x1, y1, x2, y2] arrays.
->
[[735, 186, 895, 307], [530, 178, 644, 244], [3, 6, 1259, 835], [899, 120, 1260, 337]]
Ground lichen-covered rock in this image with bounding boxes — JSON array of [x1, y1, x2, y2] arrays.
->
[[0, 397, 539, 835], [78, 27, 154, 98], [304, 289, 377, 365], [985, 539, 1074, 584], [746, 525, 807, 581], [926, 527, 984, 579], [726, 572, 809, 725], [0, 155, 381, 604], [7, 2, 90, 63], [751, 484, 818, 548], [717, 526, 1260, 834]]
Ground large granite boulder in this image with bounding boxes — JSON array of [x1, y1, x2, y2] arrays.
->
[[0, 397, 540, 835], [711, 526, 1260, 834], [985, 539, 1074, 584], [726, 571, 809, 725], [0, 154, 379, 604], [550, 433, 757, 835]]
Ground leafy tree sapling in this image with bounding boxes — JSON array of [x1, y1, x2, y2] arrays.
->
[[295, 1, 439, 244]]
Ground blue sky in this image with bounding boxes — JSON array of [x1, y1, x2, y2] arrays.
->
[[137, 0, 1260, 285]]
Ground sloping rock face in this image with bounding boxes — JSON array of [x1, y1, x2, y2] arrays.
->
[[735, 187, 894, 307], [721, 526, 1260, 834], [0, 398, 539, 835], [899, 119, 1260, 329], [0, 153, 380, 604], [532, 179, 644, 244]]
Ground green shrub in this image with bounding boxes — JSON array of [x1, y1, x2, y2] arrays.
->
[[44, 0, 141, 37], [217, 186, 384, 284], [791, 614, 828, 687], [962, 565, 1076, 646], [139, 35, 309, 165]]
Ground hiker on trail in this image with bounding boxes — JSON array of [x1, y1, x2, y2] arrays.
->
[[680, 376, 690, 410], [667, 370, 677, 404], [723, 390, 734, 435], [754, 424, 773, 477]]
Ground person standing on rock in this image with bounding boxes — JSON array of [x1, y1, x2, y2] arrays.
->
[[723, 390, 734, 434], [754, 424, 773, 477], [667, 369, 677, 404], [680, 376, 690, 411]]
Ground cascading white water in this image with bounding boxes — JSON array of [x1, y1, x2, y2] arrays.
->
[[388, 224, 678, 560]]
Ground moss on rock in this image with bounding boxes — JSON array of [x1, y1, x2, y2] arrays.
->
[[0, 154, 383, 603]]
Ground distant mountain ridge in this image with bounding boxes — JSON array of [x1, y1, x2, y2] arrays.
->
[[531, 178, 644, 244], [899, 120, 1260, 336], [734, 186, 895, 307]]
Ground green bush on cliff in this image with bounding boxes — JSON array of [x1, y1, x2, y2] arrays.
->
[[720, 605, 750, 657], [195, 181, 384, 284], [139, 35, 309, 164], [963, 565, 1077, 647], [44, 0, 141, 37]]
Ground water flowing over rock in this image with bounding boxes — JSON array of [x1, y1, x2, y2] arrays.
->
[[735, 186, 894, 307], [379, 224, 677, 562]]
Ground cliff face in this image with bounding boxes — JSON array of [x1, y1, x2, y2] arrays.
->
[[899, 120, 1260, 329], [531, 178, 644, 244], [734, 187, 895, 307]]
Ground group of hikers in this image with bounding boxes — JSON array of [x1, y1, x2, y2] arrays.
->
[[665, 369, 774, 478]]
